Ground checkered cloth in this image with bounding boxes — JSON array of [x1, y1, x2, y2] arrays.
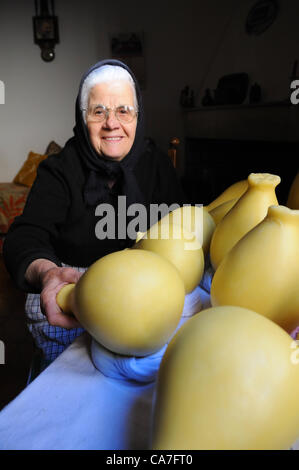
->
[[25, 264, 87, 363]]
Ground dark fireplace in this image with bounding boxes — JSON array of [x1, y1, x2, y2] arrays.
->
[[181, 138, 299, 206]]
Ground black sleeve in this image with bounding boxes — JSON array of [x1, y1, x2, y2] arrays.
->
[[3, 156, 70, 292]]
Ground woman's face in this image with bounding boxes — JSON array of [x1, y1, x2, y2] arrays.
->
[[86, 81, 137, 161]]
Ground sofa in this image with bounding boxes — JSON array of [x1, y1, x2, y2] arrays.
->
[[0, 141, 62, 254]]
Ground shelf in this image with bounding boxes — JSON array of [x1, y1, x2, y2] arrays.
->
[[182, 99, 291, 112], [182, 100, 299, 142]]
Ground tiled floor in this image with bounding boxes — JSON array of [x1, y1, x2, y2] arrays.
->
[[0, 255, 34, 410]]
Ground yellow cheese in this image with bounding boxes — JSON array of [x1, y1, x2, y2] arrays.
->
[[152, 305, 299, 450], [210, 173, 280, 269], [57, 249, 185, 356], [206, 179, 248, 212], [211, 205, 299, 333], [133, 223, 204, 293], [136, 205, 215, 255], [56, 283, 75, 314], [209, 198, 238, 225]]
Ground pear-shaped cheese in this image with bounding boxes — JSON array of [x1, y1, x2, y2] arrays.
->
[[134, 223, 204, 293], [209, 198, 238, 225], [56, 282, 75, 314], [57, 249, 185, 356], [152, 306, 299, 450], [206, 179, 248, 212], [211, 205, 299, 333], [210, 173, 280, 269], [136, 205, 215, 255], [161, 205, 215, 254]]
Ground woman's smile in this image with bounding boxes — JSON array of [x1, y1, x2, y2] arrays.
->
[[102, 136, 124, 142]]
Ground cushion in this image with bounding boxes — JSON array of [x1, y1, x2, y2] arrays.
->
[[13, 151, 48, 187], [45, 141, 62, 155], [0, 183, 29, 235]]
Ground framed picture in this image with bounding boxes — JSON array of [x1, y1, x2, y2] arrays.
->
[[110, 32, 146, 89], [33, 16, 59, 43]]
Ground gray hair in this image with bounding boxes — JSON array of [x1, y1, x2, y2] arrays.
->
[[80, 65, 138, 123]]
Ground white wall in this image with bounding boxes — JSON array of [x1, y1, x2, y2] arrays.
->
[[0, 0, 298, 181], [0, 0, 237, 180], [0, 0, 100, 180]]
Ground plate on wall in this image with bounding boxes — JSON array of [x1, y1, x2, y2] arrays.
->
[[246, 0, 278, 35]]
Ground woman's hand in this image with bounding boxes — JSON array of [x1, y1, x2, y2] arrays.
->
[[25, 259, 83, 329]]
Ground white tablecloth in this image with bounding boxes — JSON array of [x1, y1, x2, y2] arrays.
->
[[0, 285, 298, 451], [0, 332, 157, 450], [0, 287, 211, 450]]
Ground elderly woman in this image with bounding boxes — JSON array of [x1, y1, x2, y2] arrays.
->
[[3, 59, 186, 365]]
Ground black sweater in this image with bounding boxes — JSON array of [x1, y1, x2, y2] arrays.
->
[[3, 138, 187, 292]]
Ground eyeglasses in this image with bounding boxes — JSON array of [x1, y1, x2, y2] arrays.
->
[[83, 104, 138, 124]]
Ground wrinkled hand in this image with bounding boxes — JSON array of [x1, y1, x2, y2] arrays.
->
[[39, 266, 83, 329]]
